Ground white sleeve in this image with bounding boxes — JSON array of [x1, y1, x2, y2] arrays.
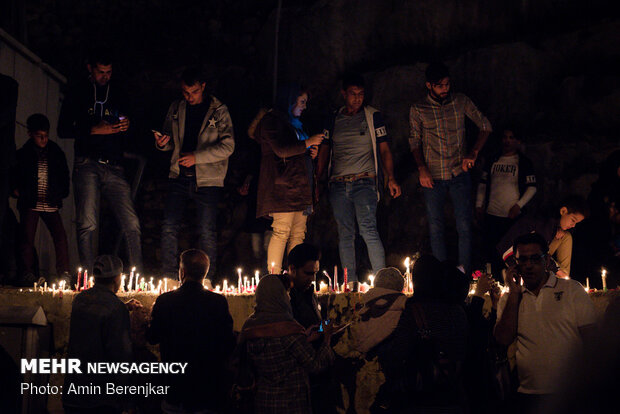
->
[[516, 186, 537, 209]]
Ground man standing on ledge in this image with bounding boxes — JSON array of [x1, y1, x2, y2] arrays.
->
[[409, 62, 492, 274], [317, 73, 401, 282], [155, 66, 235, 281], [58, 47, 142, 273]]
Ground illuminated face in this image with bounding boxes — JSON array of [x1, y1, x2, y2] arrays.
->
[[342, 86, 365, 114], [502, 129, 520, 154], [181, 82, 206, 106], [290, 260, 319, 290], [559, 208, 585, 230], [88, 63, 112, 86], [516, 243, 549, 291], [426, 77, 450, 100], [30, 130, 49, 148], [291, 93, 308, 118]]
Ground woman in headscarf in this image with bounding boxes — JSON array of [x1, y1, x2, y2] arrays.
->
[[352, 267, 407, 355], [251, 84, 324, 274], [240, 275, 334, 414]]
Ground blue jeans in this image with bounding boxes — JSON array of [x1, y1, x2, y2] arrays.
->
[[329, 177, 385, 282], [161, 176, 220, 280], [73, 158, 142, 272], [422, 172, 472, 274]]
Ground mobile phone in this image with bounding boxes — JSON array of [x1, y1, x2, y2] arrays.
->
[[318, 319, 330, 332], [152, 129, 163, 137]]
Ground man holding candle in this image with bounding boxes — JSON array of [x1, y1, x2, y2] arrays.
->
[[409, 62, 492, 275], [147, 249, 235, 414], [494, 233, 597, 413], [155, 66, 235, 282]]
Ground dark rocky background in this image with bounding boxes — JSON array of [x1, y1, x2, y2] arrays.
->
[[3, 0, 619, 283]]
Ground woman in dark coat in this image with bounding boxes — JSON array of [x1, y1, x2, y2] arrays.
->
[[252, 85, 324, 274]]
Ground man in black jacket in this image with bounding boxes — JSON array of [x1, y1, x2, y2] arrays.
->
[[58, 47, 142, 273], [147, 249, 235, 413], [12, 114, 70, 284]]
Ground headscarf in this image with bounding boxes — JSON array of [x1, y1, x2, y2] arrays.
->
[[273, 83, 309, 141], [239, 275, 304, 342]]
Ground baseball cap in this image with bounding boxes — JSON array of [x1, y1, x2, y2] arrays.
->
[[93, 255, 123, 279]]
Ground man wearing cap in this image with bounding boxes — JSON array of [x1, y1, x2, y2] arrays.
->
[[64, 255, 142, 414], [147, 249, 235, 414], [409, 62, 492, 274]]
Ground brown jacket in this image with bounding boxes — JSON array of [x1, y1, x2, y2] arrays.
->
[[254, 110, 312, 218]]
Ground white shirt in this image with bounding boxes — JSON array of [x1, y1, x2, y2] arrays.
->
[[497, 274, 596, 394]]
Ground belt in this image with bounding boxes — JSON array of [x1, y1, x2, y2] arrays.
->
[[330, 172, 376, 183]]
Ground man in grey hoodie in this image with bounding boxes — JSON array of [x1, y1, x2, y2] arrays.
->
[[155, 66, 235, 281]]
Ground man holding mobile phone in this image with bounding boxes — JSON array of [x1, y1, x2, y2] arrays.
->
[[155, 66, 234, 281], [494, 232, 596, 412], [58, 47, 142, 273]]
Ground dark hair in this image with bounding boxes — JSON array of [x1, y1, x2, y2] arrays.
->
[[94, 276, 116, 286], [87, 47, 113, 66], [342, 73, 365, 90], [180, 249, 210, 280], [181, 65, 207, 87], [513, 232, 549, 256], [425, 62, 450, 84], [27, 113, 50, 132], [561, 195, 589, 217], [501, 123, 522, 141], [288, 243, 320, 269], [412, 254, 446, 300]]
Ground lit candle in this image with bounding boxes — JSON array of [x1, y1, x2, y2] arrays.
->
[[586, 277, 590, 292], [89, 276, 93, 289], [128, 272, 134, 292], [77, 267, 83, 291], [121, 274, 126, 292], [149, 277, 155, 292], [237, 268, 242, 293], [369, 274, 375, 288], [343, 267, 348, 292], [52, 283, 57, 296], [44, 281, 48, 291], [404, 257, 411, 293], [140, 277, 145, 291], [83, 270, 88, 291], [322, 271, 332, 292], [270, 262, 275, 274], [601, 269, 607, 292], [157, 280, 162, 294], [244, 276, 248, 292], [334, 266, 338, 292], [223, 279, 228, 293], [164, 278, 168, 292], [255, 270, 260, 288], [130, 267, 136, 284], [319, 281, 328, 294], [135, 273, 140, 291]]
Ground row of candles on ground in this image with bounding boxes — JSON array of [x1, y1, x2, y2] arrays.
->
[[30, 259, 611, 296]]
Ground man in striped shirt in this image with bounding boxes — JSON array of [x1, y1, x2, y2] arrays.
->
[[409, 62, 492, 274], [12, 114, 70, 284]]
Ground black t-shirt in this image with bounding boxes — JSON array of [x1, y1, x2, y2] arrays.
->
[[57, 79, 129, 162], [182, 100, 209, 154]]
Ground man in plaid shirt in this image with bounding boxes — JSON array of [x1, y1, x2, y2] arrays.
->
[[409, 62, 492, 273]]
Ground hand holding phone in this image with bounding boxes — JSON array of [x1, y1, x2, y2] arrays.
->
[[504, 264, 521, 294], [153, 130, 171, 147]]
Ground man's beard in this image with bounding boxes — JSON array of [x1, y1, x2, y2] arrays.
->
[[430, 91, 449, 102]]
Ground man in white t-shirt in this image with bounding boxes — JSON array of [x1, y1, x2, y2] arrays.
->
[[494, 232, 597, 414], [477, 127, 537, 273]]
